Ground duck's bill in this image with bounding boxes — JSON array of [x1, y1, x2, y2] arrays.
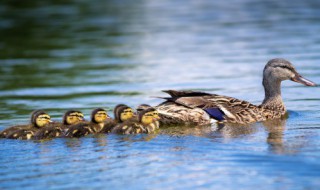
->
[[291, 75, 317, 86]]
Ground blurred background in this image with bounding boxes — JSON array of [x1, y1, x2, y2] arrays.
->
[[0, 0, 319, 189]]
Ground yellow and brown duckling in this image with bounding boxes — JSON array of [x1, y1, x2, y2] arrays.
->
[[64, 108, 111, 138], [136, 104, 161, 133], [111, 107, 160, 134], [0, 110, 52, 140], [33, 110, 85, 140], [99, 104, 134, 133], [114, 104, 135, 122], [143, 108, 161, 133]]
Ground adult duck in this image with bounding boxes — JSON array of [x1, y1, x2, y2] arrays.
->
[[156, 58, 317, 125]]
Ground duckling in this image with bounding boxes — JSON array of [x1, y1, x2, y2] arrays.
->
[[33, 110, 85, 140], [111, 107, 160, 134], [64, 108, 111, 138], [136, 104, 161, 133], [100, 104, 134, 133], [144, 108, 161, 133], [0, 110, 52, 140]]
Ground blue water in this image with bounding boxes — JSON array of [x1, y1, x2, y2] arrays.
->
[[0, 0, 320, 189]]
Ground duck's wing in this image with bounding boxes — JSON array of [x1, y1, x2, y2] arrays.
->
[[162, 90, 212, 97], [159, 90, 265, 124]]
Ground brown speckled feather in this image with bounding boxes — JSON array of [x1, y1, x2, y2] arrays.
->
[[157, 90, 286, 125]]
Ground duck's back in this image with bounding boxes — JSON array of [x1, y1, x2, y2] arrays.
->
[[156, 90, 283, 125], [33, 123, 63, 140], [5, 125, 38, 140], [0, 124, 31, 138]]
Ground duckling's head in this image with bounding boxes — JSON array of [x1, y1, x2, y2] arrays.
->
[[114, 104, 134, 122], [263, 58, 316, 86], [139, 107, 160, 125], [136, 104, 152, 114], [63, 110, 85, 125], [31, 110, 52, 128], [91, 108, 109, 123]]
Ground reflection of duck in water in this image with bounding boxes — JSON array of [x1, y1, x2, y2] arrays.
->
[[156, 58, 316, 125], [262, 118, 286, 154], [0, 110, 52, 140], [64, 108, 111, 138], [33, 110, 85, 140]]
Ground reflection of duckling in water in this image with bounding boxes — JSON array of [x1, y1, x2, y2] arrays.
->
[[0, 110, 52, 140], [100, 104, 134, 133], [112, 107, 160, 134], [33, 110, 85, 140], [64, 108, 111, 138]]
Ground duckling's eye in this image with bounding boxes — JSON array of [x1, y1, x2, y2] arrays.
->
[[39, 115, 51, 120], [39, 116, 50, 120]]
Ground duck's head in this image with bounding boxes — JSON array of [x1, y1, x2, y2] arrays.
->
[[263, 58, 316, 86], [114, 104, 134, 122], [136, 104, 152, 114], [63, 110, 85, 125], [31, 110, 52, 128], [91, 108, 109, 123], [139, 107, 160, 125]]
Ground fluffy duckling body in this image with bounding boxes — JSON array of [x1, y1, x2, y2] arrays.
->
[[112, 107, 160, 134], [0, 110, 52, 140], [33, 110, 85, 140], [64, 108, 111, 138]]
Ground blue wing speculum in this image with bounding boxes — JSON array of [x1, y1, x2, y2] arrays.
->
[[204, 108, 225, 121]]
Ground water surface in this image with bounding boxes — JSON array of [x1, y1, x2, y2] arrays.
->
[[0, 0, 320, 189]]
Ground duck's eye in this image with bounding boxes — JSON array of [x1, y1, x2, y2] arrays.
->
[[276, 65, 292, 71]]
